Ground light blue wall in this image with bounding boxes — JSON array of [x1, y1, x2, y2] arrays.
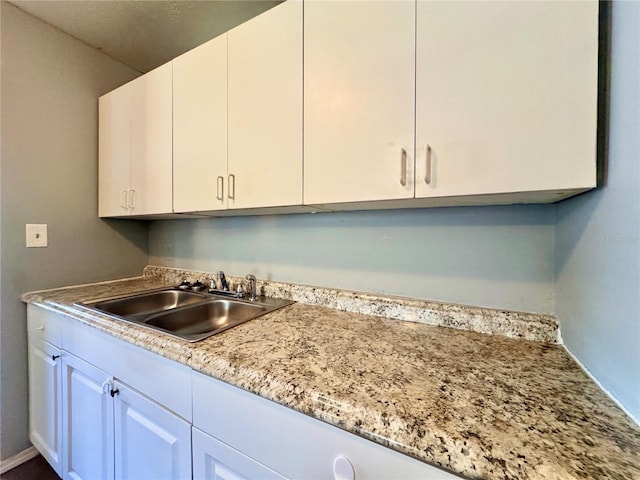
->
[[149, 205, 555, 314], [555, 0, 639, 422]]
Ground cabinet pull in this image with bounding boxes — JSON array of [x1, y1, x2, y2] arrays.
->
[[228, 174, 235, 200], [425, 145, 432, 185], [400, 148, 407, 187], [51, 355, 60, 361], [121, 190, 128, 210], [216, 176, 224, 201], [333, 456, 355, 480], [110, 388, 119, 398], [128, 189, 136, 209]]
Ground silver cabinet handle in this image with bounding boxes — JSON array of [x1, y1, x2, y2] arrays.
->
[[228, 174, 235, 200], [216, 176, 224, 201], [425, 145, 432, 185], [121, 190, 128, 210], [128, 190, 135, 209], [400, 148, 407, 187]]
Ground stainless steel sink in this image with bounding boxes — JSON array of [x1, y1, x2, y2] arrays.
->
[[77, 288, 294, 342], [86, 290, 209, 321], [144, 300, 268, 341]]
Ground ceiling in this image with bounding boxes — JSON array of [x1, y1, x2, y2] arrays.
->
[[9, 0, 282, 73]]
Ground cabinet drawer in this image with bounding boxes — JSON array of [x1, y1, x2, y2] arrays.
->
[[63, 319, 192, 421], [27, 304, 64, 347], [193, 372, 458, 479]]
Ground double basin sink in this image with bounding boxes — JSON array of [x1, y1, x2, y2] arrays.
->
[[78, 288, 294, 342]]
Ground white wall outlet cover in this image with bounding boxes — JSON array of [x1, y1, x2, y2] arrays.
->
[[26, 224, 48, 247]]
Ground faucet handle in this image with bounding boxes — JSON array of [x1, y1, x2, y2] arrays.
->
[[246, 274, 257, 301]]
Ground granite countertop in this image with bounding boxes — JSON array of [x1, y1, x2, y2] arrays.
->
[[23, 276, 640, 480]]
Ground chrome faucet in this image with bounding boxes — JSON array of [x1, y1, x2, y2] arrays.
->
[[246, 274, 257, 301]]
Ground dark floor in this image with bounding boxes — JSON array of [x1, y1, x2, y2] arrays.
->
[[1, 455, 59, 480]]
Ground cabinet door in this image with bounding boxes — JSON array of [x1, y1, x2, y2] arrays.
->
[[193, 428, 287, 480], [114, 381, 191, 480], [173, 35, 228, 213], [304, 0, 415, 205], [28, 337, 62, 477], [130, 62, 173, 215], [61, 353, 114, 480], [227, 0, 302, 209], [98, 82, 132, 217], [415, 1, 598, 199]]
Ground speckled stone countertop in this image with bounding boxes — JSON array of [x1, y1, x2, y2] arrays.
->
[[23, 276, 640, 480]]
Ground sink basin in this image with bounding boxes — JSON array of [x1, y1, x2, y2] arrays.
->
[[144, 300, 268, 341], [86, 290, 209, 320], [77, 288, 294, 342]]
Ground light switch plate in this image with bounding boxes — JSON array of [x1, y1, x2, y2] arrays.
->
[[26, 224, 48, 247]]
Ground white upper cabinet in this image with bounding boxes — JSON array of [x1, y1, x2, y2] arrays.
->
[[173, 35, 228, 213], [99, 63, 173, 217], [227, 0, 303, 210], [99, 83, 132, 217], [130, 63, 173, 215], [414, 0, 598, 200], [304, 0, 416, 205], [172, 0, 302, 214], [98, 0, 599, 217]]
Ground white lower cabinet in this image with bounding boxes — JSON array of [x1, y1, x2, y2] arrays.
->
[[28, 336, 63, 477], [60, 353, 191, 480], [193, 427, 286, 480], [114, 381, 191, 480], [61, 353, 114, 480], [27, 305, 192, 480]]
